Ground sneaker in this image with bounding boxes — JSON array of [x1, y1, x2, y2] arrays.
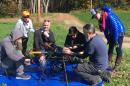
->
[[16, 74, 31, 80]]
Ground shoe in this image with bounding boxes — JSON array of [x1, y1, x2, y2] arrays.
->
[[91, 76, 102, 86], [16, 74, 31, 80], [100, 70, 111, 83]]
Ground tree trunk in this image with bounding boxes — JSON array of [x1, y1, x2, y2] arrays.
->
[[42, 0, 50, 14], [17, 0, 22, 13], [32, 0, 37, 13]]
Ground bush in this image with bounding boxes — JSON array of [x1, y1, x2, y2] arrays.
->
[[0, 1, 17, 17]]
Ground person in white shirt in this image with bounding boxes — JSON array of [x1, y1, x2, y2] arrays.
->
[[13, 10, 34, 55]]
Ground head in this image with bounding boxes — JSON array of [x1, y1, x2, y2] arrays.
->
[[21, 10, 30, 23], [83, 23, 96, 41], [90, 8, 101, 20], [43, 19, 50, 31], [11, 30, 24, 50], [68, 26, 78, 39]]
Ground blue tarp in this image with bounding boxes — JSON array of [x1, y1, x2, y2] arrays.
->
[[0, 62, 103, 86]]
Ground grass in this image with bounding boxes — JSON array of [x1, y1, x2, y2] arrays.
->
[[0, 13, 130, 86], [71, 9, 130, 37], [0, 22, 15, 40]]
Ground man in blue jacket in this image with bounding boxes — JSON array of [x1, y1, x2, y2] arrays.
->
[[91, 6, 126, 70]]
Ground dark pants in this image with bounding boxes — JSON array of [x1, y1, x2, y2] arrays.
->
[[74, 62, 101, 85], [1, 56, 24, 75], [108, 36, 124, 58], [22, 37, 28, 55]]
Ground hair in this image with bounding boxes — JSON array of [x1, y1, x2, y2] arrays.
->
[[83, 23, 95, 33], [68, 26, 78, 36]]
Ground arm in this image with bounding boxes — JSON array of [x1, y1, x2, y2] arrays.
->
[[84, 42, 95, 57], [3, 41, 24, 61], [109, 14, 119, 43], [64, 35, 71, 47], [48, 30, 55, 44], [33, 30, 41, 51]]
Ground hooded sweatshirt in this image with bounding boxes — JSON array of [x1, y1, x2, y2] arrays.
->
[[0, 29, 24, 61]]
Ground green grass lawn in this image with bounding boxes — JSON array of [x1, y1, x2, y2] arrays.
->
[[71, 10, 130, 37], [0, 22, 15, 39]]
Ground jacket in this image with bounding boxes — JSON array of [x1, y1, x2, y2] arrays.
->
[[13, 18, 34, 38], [0, 29, 24, 62], [101, 6, 126, 43], [33, 28, 55, 51]]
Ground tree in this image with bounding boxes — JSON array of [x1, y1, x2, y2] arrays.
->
[[17, 0, 22, 13], [42, 0, 50, 14], [30, 0, 37, 13]]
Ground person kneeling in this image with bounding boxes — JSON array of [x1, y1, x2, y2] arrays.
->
[[63, 23, 111, 86], [0, 30, 31, 80]]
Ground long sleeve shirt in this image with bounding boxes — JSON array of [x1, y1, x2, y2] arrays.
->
[[14, 18, 34, 37]]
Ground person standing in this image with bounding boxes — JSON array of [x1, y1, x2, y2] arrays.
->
[[90, 6, 126, 70], [13, 10, 34, 55]]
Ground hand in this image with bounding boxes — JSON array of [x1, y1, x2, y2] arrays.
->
[[24, 59, 31, 66], [63, 47, 72, 55], [44, 31, 49, 37], [39, 56, 46, 63]]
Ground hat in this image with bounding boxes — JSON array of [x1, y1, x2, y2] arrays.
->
[[21, 11, 30, 17], [90, 9, 97, 19]]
